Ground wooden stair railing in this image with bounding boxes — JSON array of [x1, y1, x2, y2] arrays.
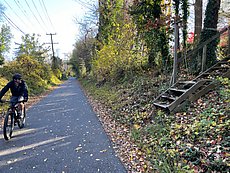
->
[[189, 57, 230, 102], [153, 57, 230, 112], [178, 26, 230, 64]]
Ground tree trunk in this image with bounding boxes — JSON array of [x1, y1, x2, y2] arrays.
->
[[200, 0, 221, 68], [194, 0, 203, 43]]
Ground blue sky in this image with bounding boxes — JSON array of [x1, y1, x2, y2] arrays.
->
[[1, 0, 97, 60]]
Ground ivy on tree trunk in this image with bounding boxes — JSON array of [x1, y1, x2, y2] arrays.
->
[[199, 0, 221, 69]]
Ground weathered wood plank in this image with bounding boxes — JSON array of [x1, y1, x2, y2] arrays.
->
[[189, 82, 218, 102], [168, 80, 207, 111]]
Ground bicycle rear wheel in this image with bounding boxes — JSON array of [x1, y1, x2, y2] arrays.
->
[[3, 111, 14, 140], [18, 106, 26, 129]]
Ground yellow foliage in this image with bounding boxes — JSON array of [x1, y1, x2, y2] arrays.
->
[[0, 76, 11, 112], [0, 55, 61, 95], [0, 76, 8, 87], [0, 76, 11, 99], [50, 73, 61, 85], [92, 23, 148, 81], [133, 124, 141, 130]]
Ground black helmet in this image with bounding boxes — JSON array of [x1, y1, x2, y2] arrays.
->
[[13, 73, 22, 80]]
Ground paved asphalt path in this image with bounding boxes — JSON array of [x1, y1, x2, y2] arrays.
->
[[0, 78, 127, 173]]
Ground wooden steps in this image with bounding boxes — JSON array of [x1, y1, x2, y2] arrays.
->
[[153, 80, 208, 112], [153, 57, 230, 112]]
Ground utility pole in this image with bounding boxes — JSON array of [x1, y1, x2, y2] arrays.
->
[[46, 33, 58, 58], [46, 33, 59, 69]]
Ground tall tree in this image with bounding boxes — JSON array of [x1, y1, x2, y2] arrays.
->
[[15, 33, 48, 63], [70, 37, 95, 77], [0, 4, 11, 65], [172, 0, 189, 49], [181, 0, 189, 49], [97, 0, 124, 45], [199, 0, 221, 68], [130, 0, 171, 69], [172, 0, 180, 50], [194, 0, 203, 43], [0, 24, 13, 65]]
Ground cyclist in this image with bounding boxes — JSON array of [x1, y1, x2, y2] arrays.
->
[[0, 73, 28, 118]]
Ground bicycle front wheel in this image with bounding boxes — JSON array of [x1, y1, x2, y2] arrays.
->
[[3, 112, 14, 140]]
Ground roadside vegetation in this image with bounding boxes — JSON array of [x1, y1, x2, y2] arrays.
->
[[0, 31, 69, 114], [79, 72, 229, 173], [70, 0, 229, 172], [0, 34, 67, 95], [0, 0, 229, 172]]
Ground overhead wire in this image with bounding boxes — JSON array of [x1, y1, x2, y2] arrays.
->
[[2, 0, 47, 38], [31, 0, 50, 31], [1, 12, 25, 35], [1, 0, 55, 50], [77, 0, 95, 12], [24, 0, 47, 33], [13, 0, 34, 26], [39, 0, 55, 32], [2, 0, 57, 41], [2, 0, 33, 31]]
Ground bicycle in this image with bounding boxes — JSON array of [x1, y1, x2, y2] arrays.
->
[[1, 98, 26, 140]]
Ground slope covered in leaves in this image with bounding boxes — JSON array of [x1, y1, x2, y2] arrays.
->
[[79, 73, 229, 173]]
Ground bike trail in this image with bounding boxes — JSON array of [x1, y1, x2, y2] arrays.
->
[[0, 78, 127, 173]]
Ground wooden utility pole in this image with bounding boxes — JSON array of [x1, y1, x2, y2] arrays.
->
[[46, 33, 58, 58], [46, 33, 59, 69]]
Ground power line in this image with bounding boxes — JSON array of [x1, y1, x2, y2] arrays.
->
[[7, 0, 52, 35], [46, 33, 58, 58], [40, 0, 55, 32], [2, 12, 25, 35], [77, 0, 94, 11], [24, 0, 47, 33], [2, 0, 32, 30], [13, 0, 35, 27], [31, 0, 49, 31]]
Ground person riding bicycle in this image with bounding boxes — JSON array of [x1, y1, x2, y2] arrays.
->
[[0, 73, 28, 118]]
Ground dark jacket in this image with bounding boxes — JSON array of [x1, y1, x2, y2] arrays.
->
[[0, 80, 28, 100]]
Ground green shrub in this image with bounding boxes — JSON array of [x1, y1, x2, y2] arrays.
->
[[92, 24, 148, 82], [0, 55, 61, 96]]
